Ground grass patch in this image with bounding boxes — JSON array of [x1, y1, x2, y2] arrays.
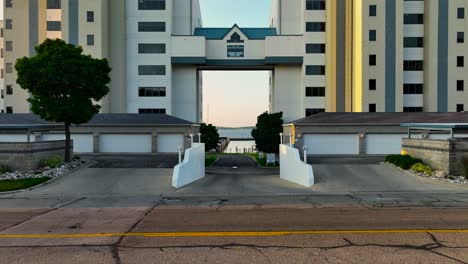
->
[[205, 156, 217, 167], [411, 163, 433, 175], [244, 153, 279, 167], [0, 177, 51, 192], [385, 154, 422, 170]]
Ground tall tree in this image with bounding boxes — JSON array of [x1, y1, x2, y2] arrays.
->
[[251, 112, 284, 154], [15, 39, 111, 162], [200, 123, 220, 151]]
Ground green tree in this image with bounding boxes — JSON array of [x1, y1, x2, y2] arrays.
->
[[200, 123, 220, 151], [251, 112, 284, 154], [15, 39, 111, 162]]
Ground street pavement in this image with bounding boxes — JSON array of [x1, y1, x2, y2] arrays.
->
[[0, 154, 468, 263]]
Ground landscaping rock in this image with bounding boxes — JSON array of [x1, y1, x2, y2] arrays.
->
[[0, 160, 84, 181], [434, 171, 447, 178]]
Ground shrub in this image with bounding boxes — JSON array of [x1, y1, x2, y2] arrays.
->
[[41, 155, 64, 168], [0, 165, 11, 174], [385, 154, 423, 170], [464, 158, 468, 180], [411, 163, 433, 175]]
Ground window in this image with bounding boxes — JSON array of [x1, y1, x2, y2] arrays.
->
[[369, 5, 377, 16], [369, 55, 376, 66], [457, 104, 465, 112], [306, 22, 326, 32], [458, 32, 465, 43], [369, 30, 376, 41], [227, 32, 243, 43], [404, 37, 423, 47], [369, 104, 376, 113], [1, 89, 3, 99], [404, 14, 424, 24], [47, 0, 61, 9], [138, 65, 166, 75], [138, 108, 166, 114], [458, 56, 465, 67], [305, 87, 325, 97], [457, 80, 464, 91], [138, 22, 165, 32], [1, 69, 3, 78], [458, 8, 465, 19], [138, 43, 166, 54], [306, 65, 325, 75], [403, 107, 423, 113], [6, 85, 13, 95], [6, 107, 13, 114], [305, 108, 325, 117], [1, 49, 3, 58], [306, 0, 325, 10], [5, 41, 12, 52], [87, 11, 94, 22], [305, 43, 325, 53], [5, 19, 12, 30], [5, 0, 12, 8], [87, 34, 94, 46], [403, 84, 423, 94], [5, 63, 13, 73], [227, 45, 244, 57], [369, 79, 376, 90], [138, 87, 166, 97], [138, 0, 165, 10], [1, 28, 3, 38], [46, 21, 61, 31], [404, 60, 424, 71]]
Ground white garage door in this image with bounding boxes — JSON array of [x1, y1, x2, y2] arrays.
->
[[365, 134, 406, 155], [303, 134, 359, 155], [157, 134, 184, 153], [100, 134, 152, 153], [0, 134, 36, 142], [42, 134, 93, 153]]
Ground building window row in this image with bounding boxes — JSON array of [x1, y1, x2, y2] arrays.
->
[[404, 14, 424, 25], [138, 0, 166, 11], [306, 65, 325, 75], [47, 0, 61, 9], [138, 43, 166, 54], [306, 0, 325, 10], [138, 22, 166, 32], [138, 65, 166, 76], [305, 87, 325, 97], [305, 108, 325, 117], [403, 60, 423, 71], [227, 45, 244, 57], [138, 108, 166, 114], [306, 22, 325, 32], [403, 107, 423, 113], [403, 84, 423, 94], [138, 87, 166, 97], [404, 37, 423, 48], [457, 104, 465, 112], [46, 21, 61, 31], [305, 43, 325, 54]]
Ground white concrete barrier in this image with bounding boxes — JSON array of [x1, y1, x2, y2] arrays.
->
[[172, 143, 205, 188], [279, 144, 314, 187]]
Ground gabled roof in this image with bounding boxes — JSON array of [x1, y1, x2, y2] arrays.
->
[[290, 112, 468, 126], [194, 24, 277, 40], [0, 114, 195, 126]]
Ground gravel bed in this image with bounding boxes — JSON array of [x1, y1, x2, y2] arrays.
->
[[409, 169, 468, 185], [0, 160, 86, 181]]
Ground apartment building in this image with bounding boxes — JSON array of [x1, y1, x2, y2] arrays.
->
[[2, 0, 467, 124]]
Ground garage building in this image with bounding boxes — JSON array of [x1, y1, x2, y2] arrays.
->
[[284, 113, 468, 155], [0, 114, 199, 154]]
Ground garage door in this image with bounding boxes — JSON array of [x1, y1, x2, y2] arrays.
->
[[157, 134, 184, 153], [365, 134, 406, 155], [42, 134, 93, 153], [100, 134, 152, 153], [303, 134, 359, 155], [0, 134, 36, 142]]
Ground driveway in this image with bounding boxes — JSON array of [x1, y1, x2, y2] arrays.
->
[[2, 155, 466, 199]]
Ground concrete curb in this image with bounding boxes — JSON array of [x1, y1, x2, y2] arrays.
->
[[0, 160, 95, 195], [383, 162, 468, 190]]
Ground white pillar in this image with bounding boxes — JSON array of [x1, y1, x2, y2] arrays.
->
[[303, 146, 309, 164], [279, 133, 283, 145], [178, 148, 182, 164], [289, 133, 293, 147], [197, 133, 202, 143], [189, 134, 194, 145]]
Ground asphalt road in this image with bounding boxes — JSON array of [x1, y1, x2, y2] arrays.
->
[[0, 197, 468, 264]]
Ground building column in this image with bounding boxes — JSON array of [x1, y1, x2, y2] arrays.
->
[[151, 132, 158, 154], [358, 133, 366, 155], [93, 132, 100, 153]]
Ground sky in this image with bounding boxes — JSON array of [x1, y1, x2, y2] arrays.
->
[[199, 0, 272, 127]]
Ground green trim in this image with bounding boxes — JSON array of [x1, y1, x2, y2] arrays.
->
[[171, 57, 207, 64], [265, 57, 303, 64]]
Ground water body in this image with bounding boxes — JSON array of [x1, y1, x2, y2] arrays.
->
[[223, 140, 256, 154], [218, 128, 253, 139]]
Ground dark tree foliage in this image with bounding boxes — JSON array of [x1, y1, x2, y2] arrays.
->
[[15, 39, 111, 162], [251, 112, 284, 154], [200, 123, 220, 151]]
